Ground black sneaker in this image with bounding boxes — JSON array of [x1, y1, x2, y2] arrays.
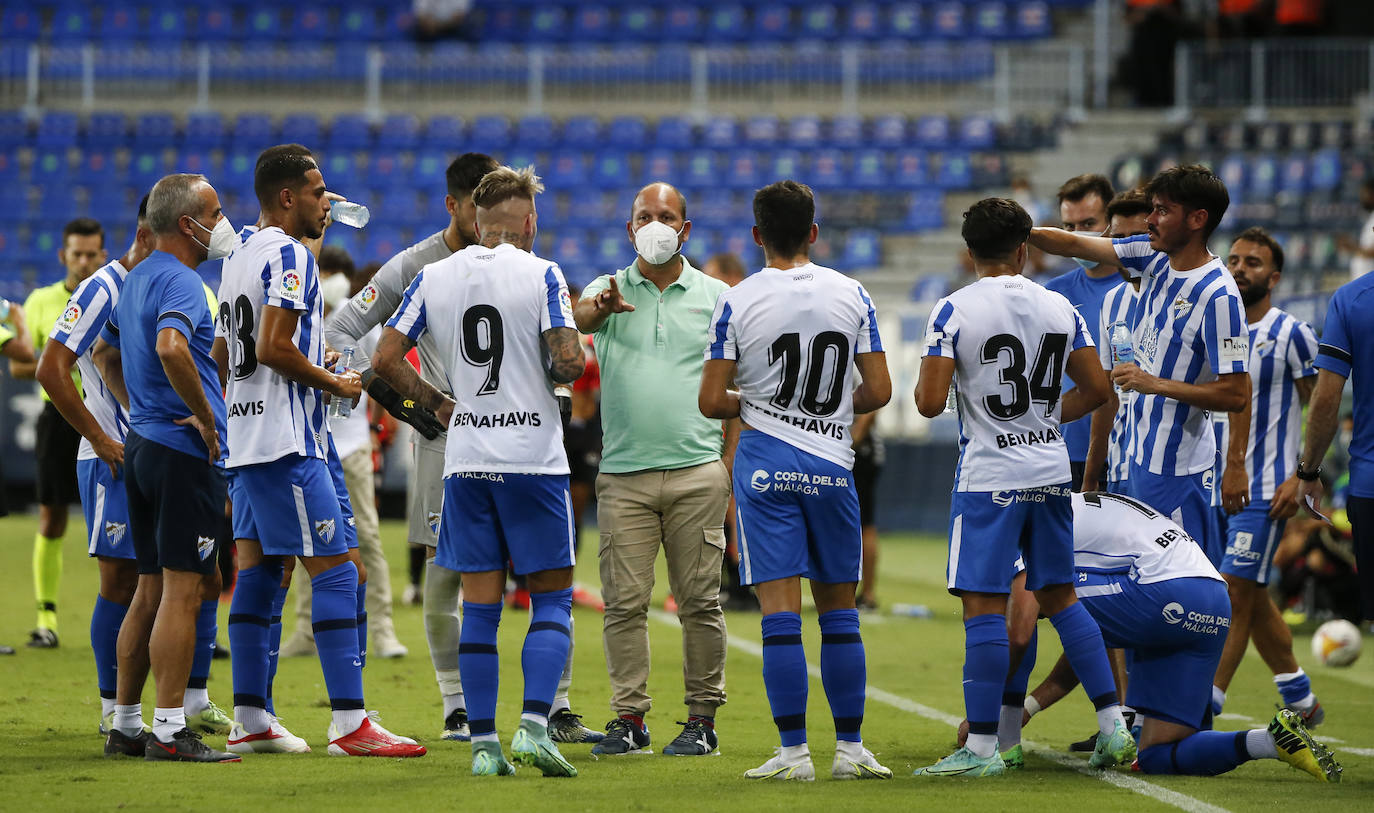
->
[[442, 708, 470, 741], [662, 717, 718, 756], [590, 716, 651, 755], [27, 629, 58, 648], [104, 728, 150, 757], [1068, 731, 1098, 752], [549, 709, 605, 744], [144, 728, 241, 762]]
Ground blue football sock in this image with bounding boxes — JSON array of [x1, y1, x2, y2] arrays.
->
[[266, 582, 287, 716], [1005, 626, 1038, 701], [188, 598, 218, 690], [460, 601, 503, 738], [356, 579, 368, 669], [1049, 602, 1119, 711], [964, 613, 1009, 756], [761, 612, 808, 747], [522, 588, 573, 723], [91, 594, 128, 701], [1138, 732, 1250, 776], [311, 562, 364, 717], [818, 609, 865, 743], [229, 562, 282, 713], [1274, 669, 1312, 706]]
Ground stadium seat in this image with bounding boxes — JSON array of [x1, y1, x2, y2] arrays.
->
[[294, 5, 334, 39], [743, 115, 780, 148], [930, 1, 968, 39], [808, 149, 846, 189], [406, 151, 445, 191], [888, 3, 926, 39], [971, 2, 1011, 39], [218, 150, 257, 193], [79, 150, 119, 188], [133, 113, 178, 150], [934, 152, 973, 188], [102, 6, 139, 41], [913, 114, 952, 148], [702, 116, 740, 151], [562, 189, 607, 229], [1216, 153, 1247, 199], [376, 114, 421, 151], [799, 4, 839, 39], [958, 114, 998, 149], [683, 150, 720, 189], [904, 189, 945, 231], [1013, 1, 1052, 39], [545, 151, 589, 187], [84, 112, 129, 150], [515, 114, 558, 149], [0, 111, 26, 151], [752, 5, 793, 41], [561, 116, 602, 150], [530, 6, 569, 43], [468, 115, 512, 152], [723, 152, 762, 191], [280, 113, 323, 146], [336, 5, 376, 42], [321, 152, 362, 191], [909, 273, 952, 303], [590, 150, 631, 189], [693, 189, 735, 229], [328, 113, 373, 151], [640, 150, 678, 185], [50, 4, 93, 43], [828, 115, 863, 149], [614, 8, 662, 41], [175, 149, 218, 181], [842, 2, 883, 40], [871, 114, 908, 149], [1247, 154, 1279, 199], [605, 115, 648, 150], [594, 229, 628, 269], [785, 115, 822, 149], [421, 115, 464, 150], [570, 5, 613, 43], [658, 7, 700, 40], [36, 111, 79, 149], [146, 6, 190, 43], [705, 4, 749, 43], [230, 113, 275, 149], [652, 117, 694, 150], [31, 150, 70, 186], [767, 149, 804, 180], [850, 149, 888, 190], [127, 150, 168, 192], [243, 5, 287, 42], [184, 112, 226, 150], [1279, 153, 1310, 196], [842, 228, 882, 271], [0, 5, 42, 41], [1309, 148, 1342, 195]]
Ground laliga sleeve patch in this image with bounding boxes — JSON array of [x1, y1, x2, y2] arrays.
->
[[1220, 336, 1249, 364], [559, 288, 573, 320], [354, 283, 379, 313], [55, 302, 83, 334], [277, 270, 305, 302]]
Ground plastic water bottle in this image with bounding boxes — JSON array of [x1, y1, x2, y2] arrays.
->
[[1109, 321, 1134, 393], [329, 347, 355, 419], [0, 298, 10, 322], [330, 200, 370, 229], [942, 381, 957, 414], [891, 603, 933, 619]]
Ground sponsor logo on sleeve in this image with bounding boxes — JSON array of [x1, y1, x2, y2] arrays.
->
[[559, 288, 573, 318], [56, 303, 82, 333], [355, 283, 379, 313], [1220, 336, 1249, 364], [279, 270, 304, 302]]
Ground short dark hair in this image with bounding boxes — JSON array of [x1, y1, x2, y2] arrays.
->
[[447, 152, 499, 199], [1234, 226, 1285, 274], [961, 198, 1032, 260], [1106, 189, 1152, 222], [62, 217, 103, 247], [1056, 173, 1115, 206], [753, 181, 815, 257], [137, 193, 150, 222], [1144, 164, 1230, 239], [707, 252, 747, 281], [317, 245, 356, 276], [254, 144, 318, 210]]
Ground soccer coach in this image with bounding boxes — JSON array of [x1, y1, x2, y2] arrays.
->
[[93, 173, 237, 762]]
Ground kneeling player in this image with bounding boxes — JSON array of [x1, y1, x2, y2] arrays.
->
[[1010, 491, 1340, 782]]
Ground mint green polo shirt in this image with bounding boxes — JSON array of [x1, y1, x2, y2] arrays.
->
[[583, 259, 730, 474]]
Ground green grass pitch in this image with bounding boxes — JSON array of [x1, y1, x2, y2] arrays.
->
[[0, 513, 1369, 811]]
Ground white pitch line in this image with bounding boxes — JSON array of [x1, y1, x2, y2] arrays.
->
[[650, 610, 1229, 813]]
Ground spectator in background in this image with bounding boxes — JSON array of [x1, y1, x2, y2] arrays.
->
[[1337, 179, 1374, 280], [0, 301, 30, 657], [1274, 0, 1325, 35], [1124, 0, 1184, 107], [1045, 174, 1121, 491], [703, 253, 748, 287], [852, 410, 884, 611], [414, 0, 472, 40], [12, 217, 107, 648], [1214, 0, 1269, 37], [1009, 176, 1046, 226]]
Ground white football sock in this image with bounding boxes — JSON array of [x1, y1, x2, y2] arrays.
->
[[779, 743, 810, 762], [114, 703, 143, 737], [235, 705, 273, 735], [998, 704, 1023, 748], [1246, 728, 1278, 760], [152, 707, 185, 742], [183, 687, 209, 716], [331, 709, 367, 737], [1096, 704, 1125, 737]]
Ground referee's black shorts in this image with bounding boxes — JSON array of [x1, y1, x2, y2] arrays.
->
[[853, 446, 881, 528], [124, 431, 226, 576], [35, 401, 81, 506]]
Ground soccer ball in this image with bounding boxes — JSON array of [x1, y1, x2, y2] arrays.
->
[[1311, 619, 1362, 667]]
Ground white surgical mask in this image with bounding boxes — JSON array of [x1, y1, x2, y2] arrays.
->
[[189, 215, 238, 262], [633, 221, 683, 266], [1073, 256, 1099, 271], [320, 272, 351, 311]]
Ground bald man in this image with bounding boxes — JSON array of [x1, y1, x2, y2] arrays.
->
[[574, 183, 734, 757]]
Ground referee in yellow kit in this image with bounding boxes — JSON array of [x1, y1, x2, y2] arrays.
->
[[10, 218, 106, 648]]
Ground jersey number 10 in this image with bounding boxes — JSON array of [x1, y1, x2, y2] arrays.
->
[[767, 331, 850, 418]]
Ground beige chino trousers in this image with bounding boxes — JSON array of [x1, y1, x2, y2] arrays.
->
[[597, 459, 730, 719]]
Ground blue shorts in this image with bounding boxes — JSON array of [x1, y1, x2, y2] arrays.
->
[[948, 483, 1074, 594], [78, 458, 134, 560], [1126, 466, 1221, 566], [1105, 479, 1129, 496], [325, 435, 358, 550], [1078, 573, 1230, 729], [437, 472, 575, 575], [1220, 501, 1284, 585], [230, 454, 348, 558], [732, 431, 861, 586], [124, 432, 226, 576]]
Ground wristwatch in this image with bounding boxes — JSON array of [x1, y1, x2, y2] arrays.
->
[[1295, 460, 1321, 481]]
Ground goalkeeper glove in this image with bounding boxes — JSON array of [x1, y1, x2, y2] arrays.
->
[[365, 374, 446, 440]]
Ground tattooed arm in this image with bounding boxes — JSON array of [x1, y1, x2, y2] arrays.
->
[[543, 327, 586, 385]]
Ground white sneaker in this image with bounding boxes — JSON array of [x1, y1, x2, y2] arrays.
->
[[227, 718, 311, 754], [744, 748, 815, 781], [833, 745, 893, 779], [373, 630, 409, 659]]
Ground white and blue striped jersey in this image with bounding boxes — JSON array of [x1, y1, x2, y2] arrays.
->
[[1214, 308, 1318, 501], [217, 226, 328, 467], [48, 259, 129, 461], [387, 243, 574, 476], [924, 274, 1093, 491], [1072, 491, 1222, 587], [1114, 236, 1249, 477], [706, 263, 882, 470], [1097, 281, 1139, 484]]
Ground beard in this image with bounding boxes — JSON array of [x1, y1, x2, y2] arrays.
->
[[1239, 283, 1268, 307]]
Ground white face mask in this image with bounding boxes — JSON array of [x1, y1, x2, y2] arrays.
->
[[189, 215, 238, 262], [320, 272, 351, 311], [633, 220, 683, 266]]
